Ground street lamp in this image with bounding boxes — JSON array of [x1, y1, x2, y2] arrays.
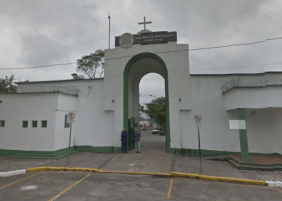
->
[[149, 94, 157, 99]]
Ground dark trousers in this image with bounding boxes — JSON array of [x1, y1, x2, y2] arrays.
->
[[121, 141, 127, 153]]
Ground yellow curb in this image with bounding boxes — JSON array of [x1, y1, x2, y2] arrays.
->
[[153, 173, 170, 177], [26, 167, 47, 172], [170, 172, 200, 179], [26, 167, 99, 173], [25, 167, 267, 186], [170, 172, 267, 186], [99, 170, 154, 176], [98, 170, 170, 177]]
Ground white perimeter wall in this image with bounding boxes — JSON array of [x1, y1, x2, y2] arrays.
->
[[53, 93, 78, 150], [246, 108, 282, 154], [10, 47, 282, 155], [180, 74, 282, 154], [273, 109, 282, 154], [17, 79, 114, 149], [0, 93, 58, 151]]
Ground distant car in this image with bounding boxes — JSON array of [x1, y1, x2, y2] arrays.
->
[[152, 129, 158, 134]]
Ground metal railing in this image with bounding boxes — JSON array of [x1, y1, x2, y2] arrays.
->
[[159, 127, 166, 135], [221, 77, 282, 93]]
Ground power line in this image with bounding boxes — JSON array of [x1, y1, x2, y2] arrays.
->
[[0, 62, 76, 70], [189, 37, 282, 51], [265, 37, 282, 41], [0, 36, 281, 71], [104, 50, 188, 61], [105, 36, 282, 60], [192, 61, 282, 71], [189, 41, 265, 51]]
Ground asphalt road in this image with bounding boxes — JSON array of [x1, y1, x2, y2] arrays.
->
[[0, 171, 281, 201]]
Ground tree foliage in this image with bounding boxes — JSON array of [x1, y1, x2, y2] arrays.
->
[[0, 75, 17, 93], [75, 49, 104, 79], [143, 97, 166, 127]]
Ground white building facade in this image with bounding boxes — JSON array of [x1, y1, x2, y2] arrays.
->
[[0, 31, 281, 161]]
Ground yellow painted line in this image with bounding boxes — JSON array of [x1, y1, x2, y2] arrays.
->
[[167, 178, 173, 199], [277, 188, 282, 193], [0, 172, 43, 190], [48, 174, 91, 201]]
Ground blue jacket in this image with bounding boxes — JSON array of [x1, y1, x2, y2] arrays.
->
[[121, 131, 128, 142]]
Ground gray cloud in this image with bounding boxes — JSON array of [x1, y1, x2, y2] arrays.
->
[[0, 0, 281, 102], [140, 73, 165, 104], [18, 33, 71, 65]]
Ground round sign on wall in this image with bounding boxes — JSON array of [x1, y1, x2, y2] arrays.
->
[[68, 112, 75, 120], [194, 115, 202, 122], [119, 33, 134, 48]]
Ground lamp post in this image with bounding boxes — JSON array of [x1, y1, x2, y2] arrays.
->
[[149, 94, 158, 99]]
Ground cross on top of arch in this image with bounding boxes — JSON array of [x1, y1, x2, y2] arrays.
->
[[138, 16, 152, 33]]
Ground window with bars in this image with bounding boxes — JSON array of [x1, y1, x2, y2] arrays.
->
[[0, 120, 5, 127], [41, 120, 47, 128], [22, 121, 28, 128], [32, 121, 37, 128]]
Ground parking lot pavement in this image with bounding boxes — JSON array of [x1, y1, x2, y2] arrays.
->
[[0, 172, 90, 201], [172, 155, 282, 182], [56, 173, 171, 201], [0, 171, 41, 189], [0, 172, 281, 201], [171, 178, 282, 201]]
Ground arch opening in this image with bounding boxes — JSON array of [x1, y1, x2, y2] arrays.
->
[[139, 73, 166, 152], [123, 53, 171, 152]]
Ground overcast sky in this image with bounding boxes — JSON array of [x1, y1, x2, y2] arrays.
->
[[1, 0, 282, 103]]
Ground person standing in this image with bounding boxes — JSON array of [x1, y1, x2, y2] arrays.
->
[[121, 128, 128, 154], [134, 129, 141, 153]]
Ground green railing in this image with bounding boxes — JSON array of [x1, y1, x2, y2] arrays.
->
[[159, 127, 166, 135]]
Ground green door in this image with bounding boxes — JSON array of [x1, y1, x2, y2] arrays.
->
[[128, 118, 135, 150]]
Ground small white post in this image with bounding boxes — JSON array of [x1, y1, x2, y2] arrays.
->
[[194, 115, 203, 173]]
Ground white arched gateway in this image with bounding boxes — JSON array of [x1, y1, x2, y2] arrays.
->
[[0, 30, 282, 162]]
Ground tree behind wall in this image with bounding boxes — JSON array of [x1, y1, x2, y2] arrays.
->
[[75, 49, 105, 79], [143, 97, 166, 127], [0, 75, 17, 93]]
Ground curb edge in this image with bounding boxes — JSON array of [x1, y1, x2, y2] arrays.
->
[[0, 169, 26, 177], [1, 167, 275, 187]]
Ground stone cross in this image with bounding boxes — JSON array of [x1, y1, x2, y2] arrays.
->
[[138, 16, 152, 32]]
